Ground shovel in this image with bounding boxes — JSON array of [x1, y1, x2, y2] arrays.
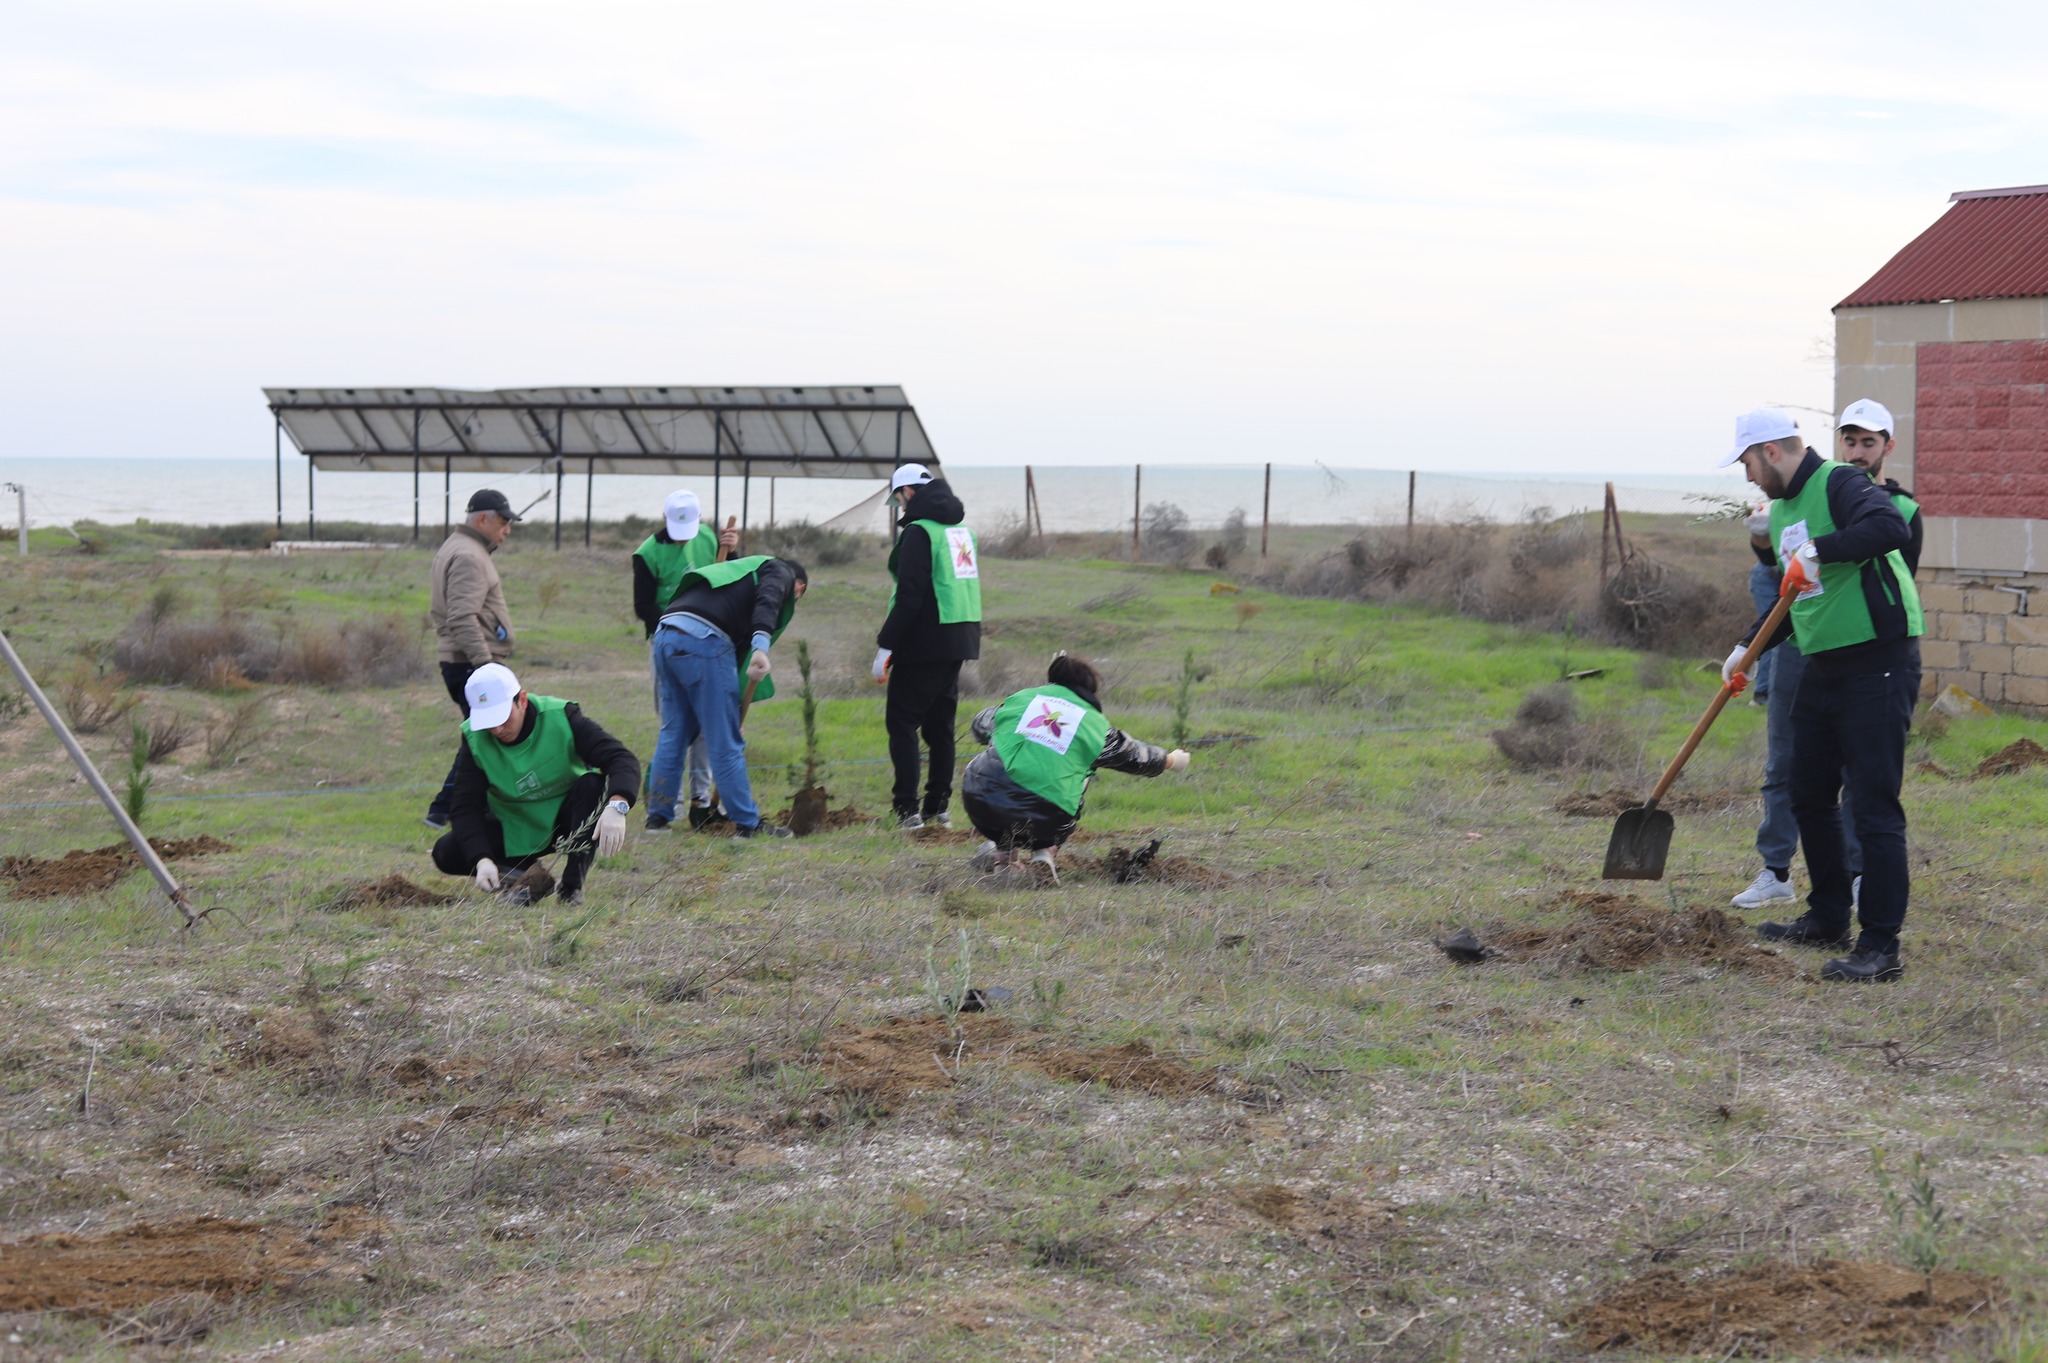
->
[[1602, 586, 1795, 880]]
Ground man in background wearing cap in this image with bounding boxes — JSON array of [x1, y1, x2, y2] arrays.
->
[[1719, 409, 1921, 982], [647, 554, 808, 839], [423, 489, 522, 829], [430, 663, 640, 906], [1730, 399, 1921, 913], [633, 490, 739, 830], [873, 463, 982, 830]]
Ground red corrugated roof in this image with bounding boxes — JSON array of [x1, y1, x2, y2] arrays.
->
[[1837, 185, 2048, 308]]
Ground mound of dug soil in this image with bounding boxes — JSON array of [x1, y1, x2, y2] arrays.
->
[[0, 836, 233, 899], [0, 1216, 325, 1316], [1973, 737, 2048, 779], [1489, 891, 1804, 979], [322, 874, 455, 910], [1065, 844, 1236, 887], [814, 1016, 1216, 1112], [1555, 787, 1755, 817], [1568, 1258, 2003, 1357]]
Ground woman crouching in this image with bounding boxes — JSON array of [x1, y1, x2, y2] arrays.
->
[[961, 652, 1190, 881]]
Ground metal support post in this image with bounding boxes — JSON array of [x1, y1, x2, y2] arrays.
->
[[274, 416, 283, 540], [443, 456, 452, 535], [5, 483, 24, 557], [1132, 465, 1142, 561], [307, 457, 315, 541], [1261, 463, 1271, 559], [553, 460, 564, 550], [411, 409, 422, 545], [740, 463, 751, 553], [1405, 471, 1416, 543], [585, 457, 595, 548]]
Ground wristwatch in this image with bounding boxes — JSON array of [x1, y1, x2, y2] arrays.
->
[[608, 798, 630, 815]]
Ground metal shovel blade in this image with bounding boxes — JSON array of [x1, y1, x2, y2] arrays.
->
[[1602, 803, 1673, 880]]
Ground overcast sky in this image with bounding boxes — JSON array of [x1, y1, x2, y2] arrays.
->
[[6, 0, 2047, 476]]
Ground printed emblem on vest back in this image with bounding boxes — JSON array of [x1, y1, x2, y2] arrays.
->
[[946, 527, 979, 579], [1015, 695, 1082, 755]]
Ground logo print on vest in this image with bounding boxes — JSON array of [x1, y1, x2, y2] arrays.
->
[[515, 770, 542, 795], [1015, 696, 1081, 755], [945, 527, 979, 579]]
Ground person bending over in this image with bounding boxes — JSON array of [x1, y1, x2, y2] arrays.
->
[[961, 652, 1190, 880], [430, 663, 640, 905]]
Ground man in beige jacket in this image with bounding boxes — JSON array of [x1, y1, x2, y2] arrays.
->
[[424, 489, 521, 827]]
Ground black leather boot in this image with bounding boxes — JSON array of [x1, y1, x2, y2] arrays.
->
[[1821, 944, 1903, 982], [1756, 915, 1852, 948]]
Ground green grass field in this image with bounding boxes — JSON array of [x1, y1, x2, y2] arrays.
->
[[3, 524, 2048, 1361]]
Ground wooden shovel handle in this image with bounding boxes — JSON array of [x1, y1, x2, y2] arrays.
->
[[1645, 587, 1796, 806]]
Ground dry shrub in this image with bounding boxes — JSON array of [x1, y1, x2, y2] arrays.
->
[[57, 667, 139, 734], [980, 513, 1046, 560], [113, 604, 424, 690], [1491, 684, 1621, 770], [1600, 551, 1747, 655], [204, 697, 269, 769], [1141, 502, 1196, 564], [145, 712, 192, 763]]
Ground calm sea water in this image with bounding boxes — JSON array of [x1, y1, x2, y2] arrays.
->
[[0, 458, 1746, 535]]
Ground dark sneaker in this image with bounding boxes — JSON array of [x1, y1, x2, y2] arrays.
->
[[1821, 945, 1903, 982], [557, 888, 584, 907], [1756, 915, 1852, 948], [687, 802, 722, 830], [422, 812, 450, 830], [504, 885, 536, 908], [898, 813, 925, 831], [735, 822, 794, 840], [645, 814, 674, 833]]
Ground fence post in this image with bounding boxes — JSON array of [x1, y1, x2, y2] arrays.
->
[[1261, 463, 1271, 559], [1405, 470, 1416, 542], [1132, 465, 1142, 561]]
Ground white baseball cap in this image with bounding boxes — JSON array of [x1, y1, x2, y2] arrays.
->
[[1721, 408, 1801, 467], [663, 489, 702, 541], [890, 463, 936, 492], [1838, 398, 1894, 436], [464, 662, 521, 731]]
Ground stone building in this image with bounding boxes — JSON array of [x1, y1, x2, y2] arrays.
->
[[1834, 183, 2048, 710]]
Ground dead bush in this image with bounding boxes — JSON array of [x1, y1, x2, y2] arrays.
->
[[145, 712, 192, 763], [980, 513, 1046, 560], [1600, 551, 1746, 655], [113, 612, 278, 690], [204, 697, 269, 769], [1141, 502, 1195, 564], [1491, 684, 1621, 770], [57, 667, 139, 734]]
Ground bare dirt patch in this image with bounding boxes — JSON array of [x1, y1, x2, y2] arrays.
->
[[1555, 787, 1755, 817], [0, 1215, 326, 1316], [321, 874, 456, 911], [1, 835, 233, 899], [1973, 737, 2048, 780], [1066, 842, 1237, 888], [1567, 1258, 2003, 1357], [1486, 891, 1805, 979], [814, 1016, 1217, 1112]]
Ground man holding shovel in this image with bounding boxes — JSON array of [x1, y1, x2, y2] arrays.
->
[[430, 663, 640, 906], [633, 490, 740, 829], [646, 555, 808, 839], [1719, 408, 1922, 982]]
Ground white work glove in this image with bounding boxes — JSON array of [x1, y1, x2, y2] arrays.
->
[[596, 800, 627, 857], [746, 649, 772, 683], [1165, 749, 1192, 772], [1781, 541, 1821, 596], [474, 858, 500, 893], [1744, 504, 1771, 536], [871, 648, 893, 683], [1720, 645, 1751, 697]]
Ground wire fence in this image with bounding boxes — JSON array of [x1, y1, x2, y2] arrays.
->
[[0, 458, 1746, 539]]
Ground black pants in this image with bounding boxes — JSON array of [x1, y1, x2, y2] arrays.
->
[[431, 771, 608, 898], [425, 661, 476, 822], [960, 750, 1077, 851], [1789, 656, 1920, 952], [886, 658, 962, 819]]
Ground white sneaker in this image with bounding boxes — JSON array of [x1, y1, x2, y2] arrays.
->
[[932, 812, 952, 829], [1731, 868, 1795, 909], [1029, 847, 1060, 885], [898, 813, 925, 831]]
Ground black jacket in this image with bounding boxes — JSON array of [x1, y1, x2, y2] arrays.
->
[[878, 480, 981, 662], [1743, 451, 1918, 676], [1750, 472, 1922, 578], [660, 558, 803, 652], [632, 529, 725, 638], [450, 702, 640, 863]]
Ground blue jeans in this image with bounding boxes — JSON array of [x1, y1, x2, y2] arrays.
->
[[650, 640, 712, 804], [1757, 639, 1863, 875], [648, 621, 760, 830], [1788, 654, 1920, 952]]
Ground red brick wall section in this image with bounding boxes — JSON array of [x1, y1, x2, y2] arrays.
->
[[1915, 340, 2048, 519]]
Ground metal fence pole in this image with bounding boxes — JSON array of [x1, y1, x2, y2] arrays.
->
[[1261, 463, 1271, 559], [1405, 470, 1416, 542], [1132, 464, 1142, 561], [5, 483, 24, 557]]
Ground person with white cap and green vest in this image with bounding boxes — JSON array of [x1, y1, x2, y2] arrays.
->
[[1731, 398, 1921, 913], [646, 553, 808, 838], [1718, 407, 1921, 982], [429, 662, 641, 906], [633, 489, 739, 829], [872, 462, 982, 830], [960, 652, 1190, 881]]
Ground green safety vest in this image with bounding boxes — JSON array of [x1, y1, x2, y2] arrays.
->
[[888, 519, 982, 624], [990, 684, 1110, 816], [1769, 461, 1923, 655], [634, 526, 721, 612], [672, 555, 797, 701], [463, 695, 594, 858]]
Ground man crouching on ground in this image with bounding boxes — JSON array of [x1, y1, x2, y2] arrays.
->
[[430, 663, 641, 905]]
